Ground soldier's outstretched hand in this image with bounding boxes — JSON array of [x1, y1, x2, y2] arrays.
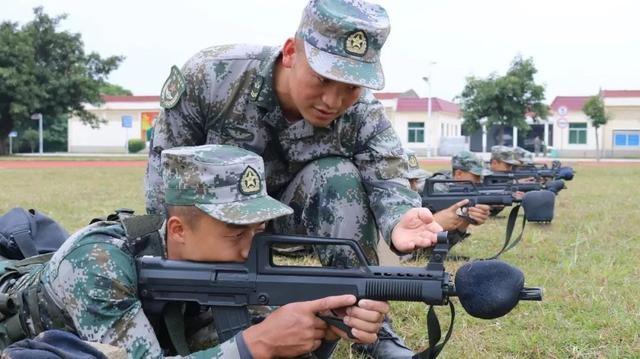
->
[[391, 208, 444, 253]]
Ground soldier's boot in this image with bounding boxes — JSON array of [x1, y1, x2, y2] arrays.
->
[[351, 317, 415, 359]]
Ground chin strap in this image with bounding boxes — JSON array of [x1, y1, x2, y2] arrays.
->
[[412, 301, 455, 359]]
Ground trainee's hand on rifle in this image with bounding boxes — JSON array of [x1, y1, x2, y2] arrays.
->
[[242, 295, 357, 358], [467, 204, 491, 225], [324, 299, 389, 344], [391, 208, 444, 253], [513, 191, 525, 200], [433, 199, 468, 231]]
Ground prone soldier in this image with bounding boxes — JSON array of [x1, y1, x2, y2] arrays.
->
[[405, 150, 492, 252], [490, 145, 521, 172], [1, 145, 389, 358]]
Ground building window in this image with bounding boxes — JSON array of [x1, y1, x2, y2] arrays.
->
[[408, 122, 424, 143], [614, 131, 640, 147], [568, 123, 587, 144]]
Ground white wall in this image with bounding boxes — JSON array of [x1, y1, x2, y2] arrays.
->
[[68, 101, 160, 153], [388, 111, 463, 156]]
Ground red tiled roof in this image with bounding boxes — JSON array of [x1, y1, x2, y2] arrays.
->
[[102, 95, 160, 102], [601, 90, 640, 98], [396, 97, 460, 114], [374, 92, 404, 100], [373, 89, 419, 100], [549, 96, 590, 112]]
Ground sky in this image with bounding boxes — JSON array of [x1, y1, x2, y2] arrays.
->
[[3, 0, 639, 103]]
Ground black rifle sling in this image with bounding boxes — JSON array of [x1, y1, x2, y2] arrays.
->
[[484, 204, 527, 260], [412, 301, 455, 359], [448, 205, 527, 262], [212, 306, 252, 342], [163, 302, 190, 356]]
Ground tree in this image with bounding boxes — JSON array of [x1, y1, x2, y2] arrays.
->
[[0, 7, 124, 154], [99, 82, 133, 96], [21, 128, 39, 153], [458, 55, 549, 145], [582, 95, 610, 161]]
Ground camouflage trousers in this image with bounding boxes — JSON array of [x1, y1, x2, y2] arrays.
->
[[270, 157, 380, 265]]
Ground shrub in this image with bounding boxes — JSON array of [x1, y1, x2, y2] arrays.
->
[[127, 139, 145, 153]]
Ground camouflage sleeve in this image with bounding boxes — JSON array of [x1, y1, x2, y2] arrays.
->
[[145, 60, 211, 215], [45, 242, 244, 359], [352, 95, 422, 244]]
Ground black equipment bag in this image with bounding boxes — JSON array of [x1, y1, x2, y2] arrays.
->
[[0, 208, 69, 260]]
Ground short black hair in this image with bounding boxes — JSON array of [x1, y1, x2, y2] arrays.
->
[[166, 205, 207, 229]]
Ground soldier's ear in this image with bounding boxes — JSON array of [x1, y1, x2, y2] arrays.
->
[[281, 37, 297, 68], [167, 216, 187, 245]]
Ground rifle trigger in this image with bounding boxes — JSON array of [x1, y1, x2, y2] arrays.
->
[[456, 207, 478, 225], [318, 315, 355, 339]]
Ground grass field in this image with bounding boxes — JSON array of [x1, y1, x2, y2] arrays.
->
[[1, 162, 639, 358]]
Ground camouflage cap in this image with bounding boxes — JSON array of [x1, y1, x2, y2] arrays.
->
[[514, 147, 534, 165], [161, 145, 293, 225], [296, 0, 390, 90], [452, 150, 493, 176], [404, 149, 429, 179], [491, 145, 521, 165]]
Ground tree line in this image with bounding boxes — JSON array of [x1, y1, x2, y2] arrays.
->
[[0, 7, 127, 154]]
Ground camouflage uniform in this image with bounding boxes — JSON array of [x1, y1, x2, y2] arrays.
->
[[5, 145, 294, 359], [145, 0, 419, 263], [490, 145, 521, 166]]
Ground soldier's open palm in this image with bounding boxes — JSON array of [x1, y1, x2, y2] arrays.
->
[[391, 208, 443, 253]]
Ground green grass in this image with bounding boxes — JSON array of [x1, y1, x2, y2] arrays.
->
[[1, 163, 639, 357]]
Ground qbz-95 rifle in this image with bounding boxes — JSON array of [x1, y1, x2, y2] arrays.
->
[[421, 178, 517, 215], [421, 178, 555, 257], [137, 233, 542, 358], [505, 160, 575, 182], [483, 173, 567, 194]]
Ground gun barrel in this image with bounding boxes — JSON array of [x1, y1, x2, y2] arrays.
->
[[519, 287, 543, 301]]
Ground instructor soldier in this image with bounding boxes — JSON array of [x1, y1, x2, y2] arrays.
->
[[145, 1, 442, 356]]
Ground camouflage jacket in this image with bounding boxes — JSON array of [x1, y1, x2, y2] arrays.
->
[[8, 221, 244, 359], [145, 44, 420, 243]]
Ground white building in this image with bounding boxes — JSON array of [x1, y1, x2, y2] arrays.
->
[[69, 92, 464, 155], [374, 91, 464, 156], [549, 90, 640, 157], [68, 96, 160, 153]]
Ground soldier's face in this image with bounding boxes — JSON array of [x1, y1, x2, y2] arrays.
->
[[282, 39, 362, 127], [169, 214, 265, 262], [491, 159, 513, 172], [453, 170, 481, 183]]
